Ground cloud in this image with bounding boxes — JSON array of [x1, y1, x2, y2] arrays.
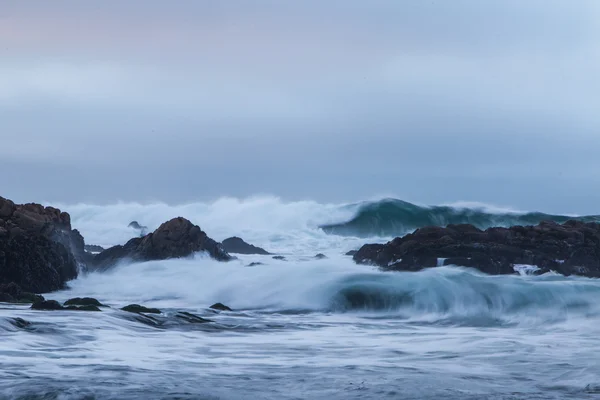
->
[[0, 0, 599, 212]]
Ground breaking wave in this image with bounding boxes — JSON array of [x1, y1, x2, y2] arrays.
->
[[320, 198, 600, 237]]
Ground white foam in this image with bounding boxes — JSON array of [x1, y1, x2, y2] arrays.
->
[[513, 264, 541, 276], [52, 196, 365, 255]]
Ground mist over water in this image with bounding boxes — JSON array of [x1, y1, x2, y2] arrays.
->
[[2, 197, 600, 399]]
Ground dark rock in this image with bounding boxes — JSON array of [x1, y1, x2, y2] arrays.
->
[[314, 253, 327, 259], [0, 282, 22, 298], [0, 196, 84, 293], [345, 250, 358, 256], [84, 244, 105, 253], [175, 312, 212, 323], [272, 256, 286, 261], [121, 304, 161, 314], [0, 234, 78, 293], [0, 292, 15, 302], [31, 300, 64, 310], [17, 292, 45, 304], [221, 237, 270, 255], [354, 220, 600, 278], [94, 217, 232, 269], [0, 283, 44, 303], [209, 302, 232, 312], [9, 317, 31, 329], [64, 297, 106, 307], [128, 221, 148, 236], [246, 262, 264, 267], [65, 305, 101, 312]]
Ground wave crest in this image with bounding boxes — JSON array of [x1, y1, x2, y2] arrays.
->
[[320, 198, 600, 237]]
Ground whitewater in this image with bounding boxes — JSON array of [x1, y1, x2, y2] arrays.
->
[[1, 197, 600, 399]]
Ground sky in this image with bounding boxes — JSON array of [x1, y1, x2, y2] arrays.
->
[[1, 0, 600, 213]]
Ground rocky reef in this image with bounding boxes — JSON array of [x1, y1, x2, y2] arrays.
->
[[93, 217, 232, 269], [354, 220, 600, 277], [221, 236, 270, 255]]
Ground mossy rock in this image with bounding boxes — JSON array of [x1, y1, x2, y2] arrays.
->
[[121, 304, 161, 314], [31, 300, 63, 310], [209, 302, 232, 312], [18, 292, 45, 304], [64, 297, 106, 307]]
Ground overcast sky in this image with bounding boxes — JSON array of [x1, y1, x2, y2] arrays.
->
[[1, 0, 599, 213]]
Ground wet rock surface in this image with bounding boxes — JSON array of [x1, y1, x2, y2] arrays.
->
[[354, 220, 600, 277]]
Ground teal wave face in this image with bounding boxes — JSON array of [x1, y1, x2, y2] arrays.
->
[[320, 198, 600, 238], [325, 268, 600, 325]]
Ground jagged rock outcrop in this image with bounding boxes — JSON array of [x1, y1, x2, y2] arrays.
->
[[93, 217, 232, 269], [354, 220, 600, 277], [128, 221, 148, 236], [84, 244, 105, 253], [221, 236, 270, 255], [0, 196, 85, 293]]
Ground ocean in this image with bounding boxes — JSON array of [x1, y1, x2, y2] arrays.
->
[[1, 197, 599, 399]]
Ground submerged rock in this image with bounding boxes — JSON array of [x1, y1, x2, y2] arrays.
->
[[64, 297, 106, 307], [9, 317, 31, 329], [345, 250, 358, 256], [93, 217, 232, 269], [221, 237, 270, 255], [314, 253, 328, 260], [121, 304, 161, 314], [272, 256, 286, 261], [175, 312, 212, 324], [209, 303, 232, 312], [246, 262, 264, 267], [354, 220, 600, 277]]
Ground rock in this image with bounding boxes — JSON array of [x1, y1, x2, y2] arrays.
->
[[0, 282, 22, 298], [64, 297, 106, 307], [0, 196, 85, 293], [121, 304, 161, 314], [128, 221, 148, 236], [314, 253, 327, 259], [8, 317, 31, 329], [31, 300, 64, 310], [209, 302, 232, 312], [84, 244, 105, 253], [0, 293, 15, 302], [221, 237, 270, 255], [17, 292, 45, 304], [65, 305, 101, 312], [345, 250, 358, 256], [0, 234, 78, 293], [246, 262, 264, 267], [0, 283, 44, 303], [175, 312, 212, 323], [272, 256, 286, 261], [354, 221, 600, 278], [93, 217, 232, 269]]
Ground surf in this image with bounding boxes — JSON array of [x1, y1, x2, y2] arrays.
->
[[320, 198, 600, 237]]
